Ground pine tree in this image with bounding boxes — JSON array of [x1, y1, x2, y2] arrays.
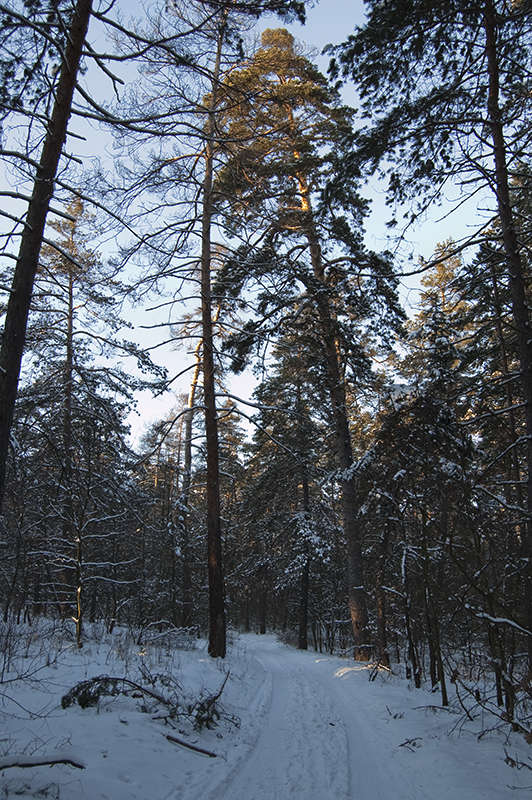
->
[[109, 2, 310, 659], [235, 331, 334, 646], [214, 28, 404, 658], [0, 200, 163, 640], [330, 0, 532, 668]]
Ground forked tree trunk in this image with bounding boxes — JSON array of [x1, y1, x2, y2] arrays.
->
[[0, 0, 93, 512]]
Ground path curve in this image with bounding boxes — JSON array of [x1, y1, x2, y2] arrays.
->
[[185, 634, 517, 800], [210, 636, 351, 800]]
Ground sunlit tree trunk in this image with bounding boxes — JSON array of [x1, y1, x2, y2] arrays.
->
[[201, 17, 227, 658]]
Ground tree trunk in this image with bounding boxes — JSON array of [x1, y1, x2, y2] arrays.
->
[[297, 381, 310, 651], [402, 544, 421, 688], [179, 306, 220, 630], [180, 341, 202, 628], [375, 527, 390, 668], [202, 18, 227, 659], [259, 575, 267, 634], [281, 148, 370, 658], [0, 0, 93, 512], [282, 107, 369, 657], [488, 264, 524, 511], [484, 0, 532, 672], [63, 264, 82, 647], [298, 555, 310, 649], [244, 592, 250, 632], [302, 210, 369, 659]]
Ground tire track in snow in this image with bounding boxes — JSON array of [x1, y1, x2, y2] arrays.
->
[[181, 645, 274, 800]]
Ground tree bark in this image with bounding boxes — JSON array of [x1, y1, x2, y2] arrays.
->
[[0, 0, 93, 512], [375, 527, 390, 668], [180, 340, 202, 628], [259, 579, 267, 634], [402, 543, 421, 688], [296, 377, 310, 650], [483, 0, 532, 672], [298, 553, 310, 649], [63, 260, 82, 647], [297, 181, 369, 660], [202, 17, 227, 659]]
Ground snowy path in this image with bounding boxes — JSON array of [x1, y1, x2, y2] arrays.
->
[[207, 637, 352, 800], [3, 632, 526, 799], [186, 635, 517, 800]]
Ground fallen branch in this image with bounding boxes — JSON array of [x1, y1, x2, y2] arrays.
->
[[398, 737, 422, 752], [61, 675, 172, 710], [165, 734, 217, 758], [504, 749, 532, 772], [190, 672, 230, 731], [0, 753, 86, 771], [412, 705, 458, 714]]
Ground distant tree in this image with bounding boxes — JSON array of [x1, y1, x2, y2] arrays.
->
[[234, 331, 334, 647], [2, 369, 138, 632], [440, 235, 529, 716], [0, 199, 162, 642], [367, 246, 527, 716]]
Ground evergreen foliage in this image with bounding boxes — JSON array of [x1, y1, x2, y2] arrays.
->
[[0, 0, 529, 736]]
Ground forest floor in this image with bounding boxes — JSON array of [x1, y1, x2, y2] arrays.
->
[[1, 625, 530, 799]]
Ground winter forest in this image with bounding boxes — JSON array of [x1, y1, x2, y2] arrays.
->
[[0, 0, 531, 797]]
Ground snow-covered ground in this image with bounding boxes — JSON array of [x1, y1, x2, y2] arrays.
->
[[1, 625, 530, 799]]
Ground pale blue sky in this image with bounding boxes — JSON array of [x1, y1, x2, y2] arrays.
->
[[123, 0, 488, 441], [0, 0, 489, 446], [268, 0, 366, 57], [1, 0, 480, 442]]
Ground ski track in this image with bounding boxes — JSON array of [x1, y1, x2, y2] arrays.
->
[[175, 635, 517, 800], [3, 633, 524, 799], [179, 636, 418, 800], [213, 644, 351, 800]]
